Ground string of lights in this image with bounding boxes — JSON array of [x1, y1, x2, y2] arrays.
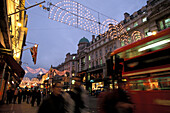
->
[[48, 0, 124, 36]]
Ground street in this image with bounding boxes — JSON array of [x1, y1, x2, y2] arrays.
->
[[0, 95, 98, 113]]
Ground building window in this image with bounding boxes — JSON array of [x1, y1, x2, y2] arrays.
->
[[96, 51, 98, 58], [73, 56, 75, 60], [82, 57, 85, 63], [89, 64, 91, 68], [91, 53, 93, 60], [114, 45, 116, 49], [99, 49, 102, 56], [96, 60, 98, 66], [144, 28, 149, 37], [110, 47, 112, 52], [165, 18, 170, 28], [158, 17, 170, 31], [100, 59, 102, 65], [72, 61, 74, 65], [134, 22, 138, 27], [127, 27, 130, 31], [89, 55, 91, 61], [142, 17, 147, 22], [105, 48, 107, 54], [159, 21, 164, 30]]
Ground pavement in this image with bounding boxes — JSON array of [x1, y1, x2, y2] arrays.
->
[[0, 102, 38, 113], [0, 95, 99, 113]]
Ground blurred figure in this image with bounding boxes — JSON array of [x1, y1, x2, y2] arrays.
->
[[98, 84, 134, 113], [22, 89, 27, 102], [68, 77, 88, 113], [31, 89, 37, 107], [38, 82, 74, 113], [13, 88, 18, 104], [26, 89, 31, 104], [18, 89, 22, 104], [36, 90, 41, 106], [11, 88, 14, 103], [6, 87, 12, 104], [42, 91, 46, 99]]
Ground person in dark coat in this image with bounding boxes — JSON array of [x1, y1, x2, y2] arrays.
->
[[31, 89, 37, 107], [11, 88, 15, 103], [17, 89, 22, 104], [6, 87, 12, 104], [26, 90, 31, 104], [22, 89, 27, 102], [13, 88, 18, 104], [67, 78, 88, 113], [38, 82, 74, 113], [98, 83, 134, 113], [36, 90, 41, 106]]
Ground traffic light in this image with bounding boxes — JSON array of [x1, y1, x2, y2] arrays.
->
[[114, 55, 124, 81]]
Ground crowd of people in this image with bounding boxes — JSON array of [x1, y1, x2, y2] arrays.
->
[[5, 79, 134, 113], [6, 87, 43, 107]]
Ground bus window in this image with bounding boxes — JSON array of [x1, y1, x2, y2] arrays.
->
[[152, 77, 170, 90], [129, 80, 151, 91]]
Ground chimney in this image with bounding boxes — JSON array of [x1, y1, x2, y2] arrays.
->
[[124, 12, 130, 19]]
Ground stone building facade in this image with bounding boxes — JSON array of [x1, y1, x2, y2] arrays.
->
[[0, 0, 28, 103], [54, 0, 170, 91]]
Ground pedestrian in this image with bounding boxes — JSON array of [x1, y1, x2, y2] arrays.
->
[[11, 88, 15, 103], [26, 89, 31, 104], [36, 90, 41, 106], [38, 82, 74, 113], [13, 88, 18, 104], [6, 87, 12, 104], [97, 83, 134, 113], [18, 89, 22, 104], [31, 89, 37, 107], [42, 91, 46, 99], [67, 77, 88, 113], [22, 89, 27, 102]]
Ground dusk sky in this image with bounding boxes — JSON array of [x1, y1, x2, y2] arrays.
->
[[22, 0, 148, 72]]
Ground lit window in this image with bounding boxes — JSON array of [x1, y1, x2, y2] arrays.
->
[[89, 64, 91, 68], [159, 21, 164, 30], [134, 22, 138, 27], [165, 18, 170, 28], [142, 17, 147, 22], [89, 55, 91, 61], [100, 59, 102, 65], [127, 27, 130, 31], [144, 28, 149, 37], [73, 56, 75, 60]]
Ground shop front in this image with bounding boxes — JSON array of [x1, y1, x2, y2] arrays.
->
[[0, 53, 25, 103]]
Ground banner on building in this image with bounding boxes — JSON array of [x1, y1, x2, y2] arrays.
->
[[30, 45, 38, 64]]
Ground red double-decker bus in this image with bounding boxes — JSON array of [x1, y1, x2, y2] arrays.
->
[[110, 28, 170, 113]]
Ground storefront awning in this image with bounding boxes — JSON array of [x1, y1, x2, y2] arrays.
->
[[4, 54, 25, 78]]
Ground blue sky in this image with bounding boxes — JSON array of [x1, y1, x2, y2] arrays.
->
[[22, 0, 148, 71]]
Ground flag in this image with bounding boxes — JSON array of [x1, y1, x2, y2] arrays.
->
[[30, 45, 38, 64]]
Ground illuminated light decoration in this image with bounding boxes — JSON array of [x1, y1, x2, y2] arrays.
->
[[25, 66, 48, 74], [47, 69, 70, 76], [48, 0, 128, 41], [131, 31, 144, 43], [49, 0, 101, 34], [138, 39, 170, 52]]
